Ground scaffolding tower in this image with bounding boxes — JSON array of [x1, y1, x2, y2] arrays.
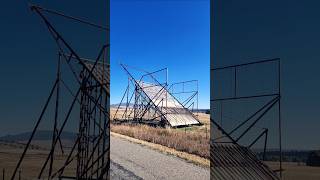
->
[[11, 4, 110, 179], [113, 64, 201, 128], [210, 59, 282, 180]]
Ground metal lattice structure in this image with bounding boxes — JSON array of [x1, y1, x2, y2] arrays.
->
[[210, 59, 282, 180], [11, 4, 110, 180], [113, 64, 200, 128]]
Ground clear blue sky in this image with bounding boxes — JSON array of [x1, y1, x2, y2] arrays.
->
[[110, 0, 210, 109], [214, 0, 320, 150], [0, 0, 107, 135], [0, 0, 209, 136], [0, 0, 319, 151]]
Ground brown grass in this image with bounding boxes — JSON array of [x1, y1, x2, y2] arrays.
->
[[110, 109, 210, 159], [266, 161, 320, 180], [0, 144, 76, 179], [111, 123, 210, 159], [1, 144, 319, 179], [111, 132, 209, 167]]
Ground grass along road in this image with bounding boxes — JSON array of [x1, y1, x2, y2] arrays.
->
[[110, 134, 210, 180], [111, 110, 210, 159]]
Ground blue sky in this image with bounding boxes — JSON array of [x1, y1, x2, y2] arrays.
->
[[213, 0, 320, 150], [0, 0, 107, 135], [0, 0, 209, 136], [110, 0, 210, 109], [0, 0, 319, 150]]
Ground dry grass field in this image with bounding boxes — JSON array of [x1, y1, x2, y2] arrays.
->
[[110, 108, 320, 179], [110, 108, 210, 158], [266, 161, 320, 180], [0, 143, 76, 179], [1, 135, 320, 179], [1, 143, 320, 179], [1, 109, 319, 179]]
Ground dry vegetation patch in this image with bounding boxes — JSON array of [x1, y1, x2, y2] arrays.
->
[[110, 110, 210, 159], [111, 124, 210, 159]]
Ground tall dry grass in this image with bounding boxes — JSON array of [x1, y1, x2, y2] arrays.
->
[[111, 124, 209, 158]]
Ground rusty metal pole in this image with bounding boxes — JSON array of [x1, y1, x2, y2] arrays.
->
[[18, 170, 21, 180]]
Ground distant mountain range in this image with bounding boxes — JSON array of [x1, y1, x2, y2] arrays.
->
[[110, 103, 134, 108], [110, 103, 210, 113], [1, 131, 317, 163], [0, 130, 77, 142], [191, 109, 210, 113]]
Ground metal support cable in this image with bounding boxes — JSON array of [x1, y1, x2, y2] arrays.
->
[[30, 5, 108, 31]]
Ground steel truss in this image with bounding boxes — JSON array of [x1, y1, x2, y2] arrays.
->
[[210, 58, 282, 179], [11, 4, 109, 180], [112, 64, 200, 128]]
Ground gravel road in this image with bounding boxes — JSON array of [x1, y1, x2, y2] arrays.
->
[[110, 135, 209, 180]]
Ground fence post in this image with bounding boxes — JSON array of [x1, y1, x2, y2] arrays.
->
[[2, 168, 5, 180]]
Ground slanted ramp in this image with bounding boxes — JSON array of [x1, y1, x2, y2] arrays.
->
[[138, 81, 200, 127], [211, 59, 283, 180], [83, 61, 110, 94], [210, 121, 280, 180], [211, 143, 280, 180]]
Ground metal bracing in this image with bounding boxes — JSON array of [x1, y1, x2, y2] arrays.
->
[[210, 58, 282, 180], [113, 64, 201, 127], [168, 80, 199, 116], [11, 4, 109, 180]]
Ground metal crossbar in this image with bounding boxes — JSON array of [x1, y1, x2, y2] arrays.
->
[[11, 4, 109, 180], [113, 64, 201, 127], [211, 59, 282, 179]]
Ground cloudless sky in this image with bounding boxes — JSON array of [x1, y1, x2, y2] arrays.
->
[[110, 0, 210, 109], [213, 0, 320, 150], [0, 0, 318, 151], [0, 0, 107, 135], [0, 0, 209, 136]]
